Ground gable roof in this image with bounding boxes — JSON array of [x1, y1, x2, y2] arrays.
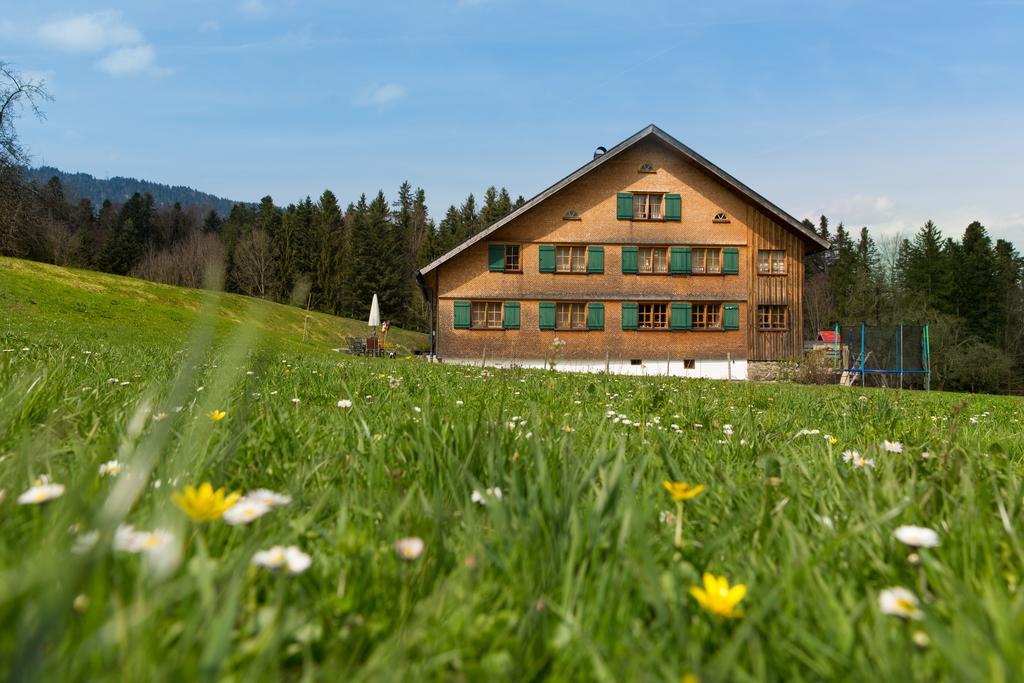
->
[[419, 124, 830, 276]]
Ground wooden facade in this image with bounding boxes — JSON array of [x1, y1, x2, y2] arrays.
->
[[417, 125, 829, 374]]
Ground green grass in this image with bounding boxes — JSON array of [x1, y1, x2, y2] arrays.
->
[[1, 257, 1023, 682], [0, 257, 428, 354]]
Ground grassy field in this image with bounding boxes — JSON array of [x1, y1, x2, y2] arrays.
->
[[0, 257, 428, 354], [1, 259, 1023, 682]]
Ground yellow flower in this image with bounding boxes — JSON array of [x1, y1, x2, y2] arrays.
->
[[663, 480, 705, 503], [208, 410, 226, 421], [689, 572, 746, 618], [681, 675, 700, 683], [171, 483, 240, 522]]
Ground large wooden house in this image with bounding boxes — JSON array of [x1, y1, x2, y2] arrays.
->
[[416, 125, 829, 379]]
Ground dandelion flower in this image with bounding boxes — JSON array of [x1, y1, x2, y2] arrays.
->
[[171, 482, 240, 522], [98, 460, 122, 476], [208, 410, 226, 421], [252, 545, 312, 574], [562, 425, 574, 433], [395, 536, 425, 561], [662, 481, 705, 503], [882, 440, 903, 453], [878, 587, 923, 620], [893, 525, 940, 548], [690, 573, 746, 618], [17, 483, 65, 505], [222, 498, 271, 525]]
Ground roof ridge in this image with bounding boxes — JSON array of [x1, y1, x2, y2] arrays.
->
[[418, 125, 827, 276]]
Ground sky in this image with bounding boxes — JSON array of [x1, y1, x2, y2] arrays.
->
[[3, 1, 1024, 243]]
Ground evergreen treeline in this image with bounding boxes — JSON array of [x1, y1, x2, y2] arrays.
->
[[2, 160, 1022, 393], [21, 165, 240, 217], [803, 216, 1024, 393], [0, 165, 523, 332]]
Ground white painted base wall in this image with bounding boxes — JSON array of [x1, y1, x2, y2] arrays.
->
[[443, 357, 749, 380]]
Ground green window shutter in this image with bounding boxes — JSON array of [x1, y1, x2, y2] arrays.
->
[[621, 246, 638, 274], [587, 303, 604, 330], [616, 192, 633, 220], [621, 302, 638, 330], [665, 193, 682, 221], [453, 301, 471, 329], [503, 301, 520, 329], [670, 302, 692, 330], [488, 244, 505, 272], [538, 245, 555, 273], [538, 301, 556, 330], [587, 245, 605, 273], [723, 303, 739, 330], [723, 248, 739, 274], [670, 247, 691, 274]]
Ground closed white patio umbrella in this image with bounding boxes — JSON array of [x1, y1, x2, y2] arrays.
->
[[368, 293, 381, 332]]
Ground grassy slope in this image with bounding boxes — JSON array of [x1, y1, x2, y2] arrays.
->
[[0, 257, 427, 354], [1, 257, 1023, 681]]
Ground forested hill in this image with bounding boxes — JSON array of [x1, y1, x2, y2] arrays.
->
[[23, 166, 242, 216]]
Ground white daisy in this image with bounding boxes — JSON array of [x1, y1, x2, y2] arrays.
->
[[883, 440, 904, 453], [395, 536, 425, 560], [893, 525, 940, 548], [223, 499, 271, 525], [17, 484, 65, 505], [878, 587, 923, 620], [252, 545, 312, 574], [337, 399, 353, 409], [98, 460, 122, 476], [244, 489, 291, 507]]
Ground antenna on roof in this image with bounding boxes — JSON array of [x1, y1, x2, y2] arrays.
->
[[593, 146, 607, 160]]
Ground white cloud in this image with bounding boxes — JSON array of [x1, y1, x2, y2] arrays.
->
[[239, 0, 271, 17], [96, 45, 158, 76], [355, 83, 406, 107], [37, 11, 142, 53], [199, 20, 221, 33], [35, 11, 170, 79]]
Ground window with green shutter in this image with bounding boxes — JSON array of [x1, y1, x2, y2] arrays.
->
[[587, 303, 604, 330], [723, 303, 739, 330], [723, 248, 739, 274], [621, 246, 639, 274], [453, 301, 471, 329], [538, 301, 556, 330], [587, 245, 604, 273], [538, 245, 555, 273], [621, 302, 638, 330], [665, 193, 681, 221], [669, 247, 691, 274], [670, 302, 692, 330], [616, 192, 633, 220], [488, 244, 505, 272], [503, 301, 520, 329]]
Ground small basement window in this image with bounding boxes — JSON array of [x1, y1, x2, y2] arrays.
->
[[683, 359, 696, 369], [630, 359, 643, 366]]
